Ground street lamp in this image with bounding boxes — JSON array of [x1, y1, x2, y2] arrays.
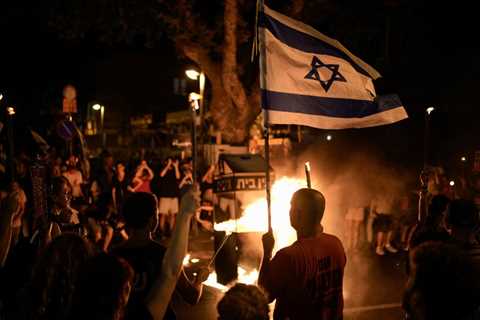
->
[[185, 68, 205, 115], [461, 156, 467, 162], [424, 106, 435, 168], [92, 104, 105, 148], [189, 92, 202, 184]]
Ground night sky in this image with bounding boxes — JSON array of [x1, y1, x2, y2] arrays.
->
[[1, 0, 479, 169]]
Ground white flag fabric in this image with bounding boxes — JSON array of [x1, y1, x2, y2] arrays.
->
[[259, 5, 408, 129]]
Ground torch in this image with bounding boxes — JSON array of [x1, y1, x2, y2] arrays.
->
[[305, 161, 311, 188]]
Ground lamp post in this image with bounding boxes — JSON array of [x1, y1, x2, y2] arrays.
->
[[189, 92, 201, 185], [186, 69, 206, 124], [6, 105, 16, 181], [92, 104, 106, 149]]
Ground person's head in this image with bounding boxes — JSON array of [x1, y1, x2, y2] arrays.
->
[[445, 199, 479, 235], [289, 188, 326, 237], [102, 151, 114, 168], [217, 284, 269, 320], [140, 159, 147, 167], [115, 162, 125, 175], [30, 233, 93, 320], [70, 254, 134, 320], [405, 241, 478, 320], [426, 195, 450, 227], [123, 192, 158, 232], [51, 176, 73, 208]]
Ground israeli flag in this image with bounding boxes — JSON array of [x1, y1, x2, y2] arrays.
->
[[259, 5, 408, 129]]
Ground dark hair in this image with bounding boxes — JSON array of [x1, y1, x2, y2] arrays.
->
[[70, 254, 134, 320], [51, 176, 72, 195], [30, 233, 93, 320], [291, 188, 326, 231], [446, 199, 479, 230], [217, 284, 269, 320], [123, 192, 157, 229], [425, 195, 450, 226]]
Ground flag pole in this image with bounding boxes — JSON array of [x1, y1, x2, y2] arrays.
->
[[254, 0, 272, 232]]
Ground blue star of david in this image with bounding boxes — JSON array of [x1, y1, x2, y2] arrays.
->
[[304, 56, 347, 92]]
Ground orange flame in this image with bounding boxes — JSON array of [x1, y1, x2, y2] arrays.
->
[[205, 177, 307, 289]]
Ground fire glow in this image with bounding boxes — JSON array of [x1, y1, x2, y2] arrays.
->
[[204, 177, 307, 289]]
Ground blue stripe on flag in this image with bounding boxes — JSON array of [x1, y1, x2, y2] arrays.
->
[[262, 90, 401, 118], [259, 12, 371, 78]]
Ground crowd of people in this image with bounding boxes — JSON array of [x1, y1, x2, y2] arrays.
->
[[2, 141, 480, 319]]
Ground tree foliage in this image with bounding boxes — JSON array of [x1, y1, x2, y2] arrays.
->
[[46, 0, 308, 144]]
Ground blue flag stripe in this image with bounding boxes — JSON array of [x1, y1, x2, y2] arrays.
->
[[259, 12, 371, 78], [262, 90, 401, 118]]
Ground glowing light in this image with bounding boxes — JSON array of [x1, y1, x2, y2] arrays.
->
[[191, 258, 200, 264], [305, 161, 311, 172], [326, 134, 332, 141], [92, 104, 101, 111], [183, 253, 191, 266], [7, 107, 15, 115], [189, 92, 202, 101], [186, 69, 200, 80], [204, 177, 309, 291], [449, 180, 455, 187], [203, 267, 260, 292], [214, 177, 306, 254], [461, 156, 467, 162], [0, 94, 3, 101], [426, 107, 435, 115]]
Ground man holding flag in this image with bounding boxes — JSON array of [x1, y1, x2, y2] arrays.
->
[[256, 2, 408, 319]]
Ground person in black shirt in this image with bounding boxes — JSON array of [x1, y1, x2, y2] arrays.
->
[[158, 158, 180, 236], [112, 161, 131, 216], [114, 192, 208, 319], [71, 188, 200, 320]]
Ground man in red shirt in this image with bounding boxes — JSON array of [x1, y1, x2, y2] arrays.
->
[[259, 188, 346, 320]]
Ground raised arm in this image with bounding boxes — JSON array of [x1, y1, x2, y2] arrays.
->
[[160, 159, 172, 178], [145, 164, 154, 180], [145, 187, 198, 320]]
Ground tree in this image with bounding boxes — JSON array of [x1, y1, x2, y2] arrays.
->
[[47, 0, 305, 144]]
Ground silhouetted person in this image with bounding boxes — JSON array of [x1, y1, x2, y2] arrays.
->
[[403, 241, 480, 320], [259, 188, 346, 320], [445, 199, 480, 270], [28, 233, 93, 320], [409, 195, 450, 250]]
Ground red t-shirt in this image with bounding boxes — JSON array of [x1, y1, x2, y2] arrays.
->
[[259, 233, 346, 320]]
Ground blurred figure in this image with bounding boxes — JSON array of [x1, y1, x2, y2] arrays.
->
[[28, 233, 93, 320], [63, 155, 84, 204], [398, 193, 418, 251], [45, 177, 81, 240], [158, 157, 180, 236], [370, 194, 398, 255], [85, 194, 115, 252], [69, 254, 135, 320], [201, 164, 215, 203], [0, 182, 27, 267], [445, 199, 480, 270], [217, 284, 269, 320], [409, 195, 450, 250], [70, 188, 199, 320], [112, 161, 130, 216], [114, 192, 208, 319], [259, 188, 346, 320], [403, 242, 480, 320], [132, 160, 154, 194]]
